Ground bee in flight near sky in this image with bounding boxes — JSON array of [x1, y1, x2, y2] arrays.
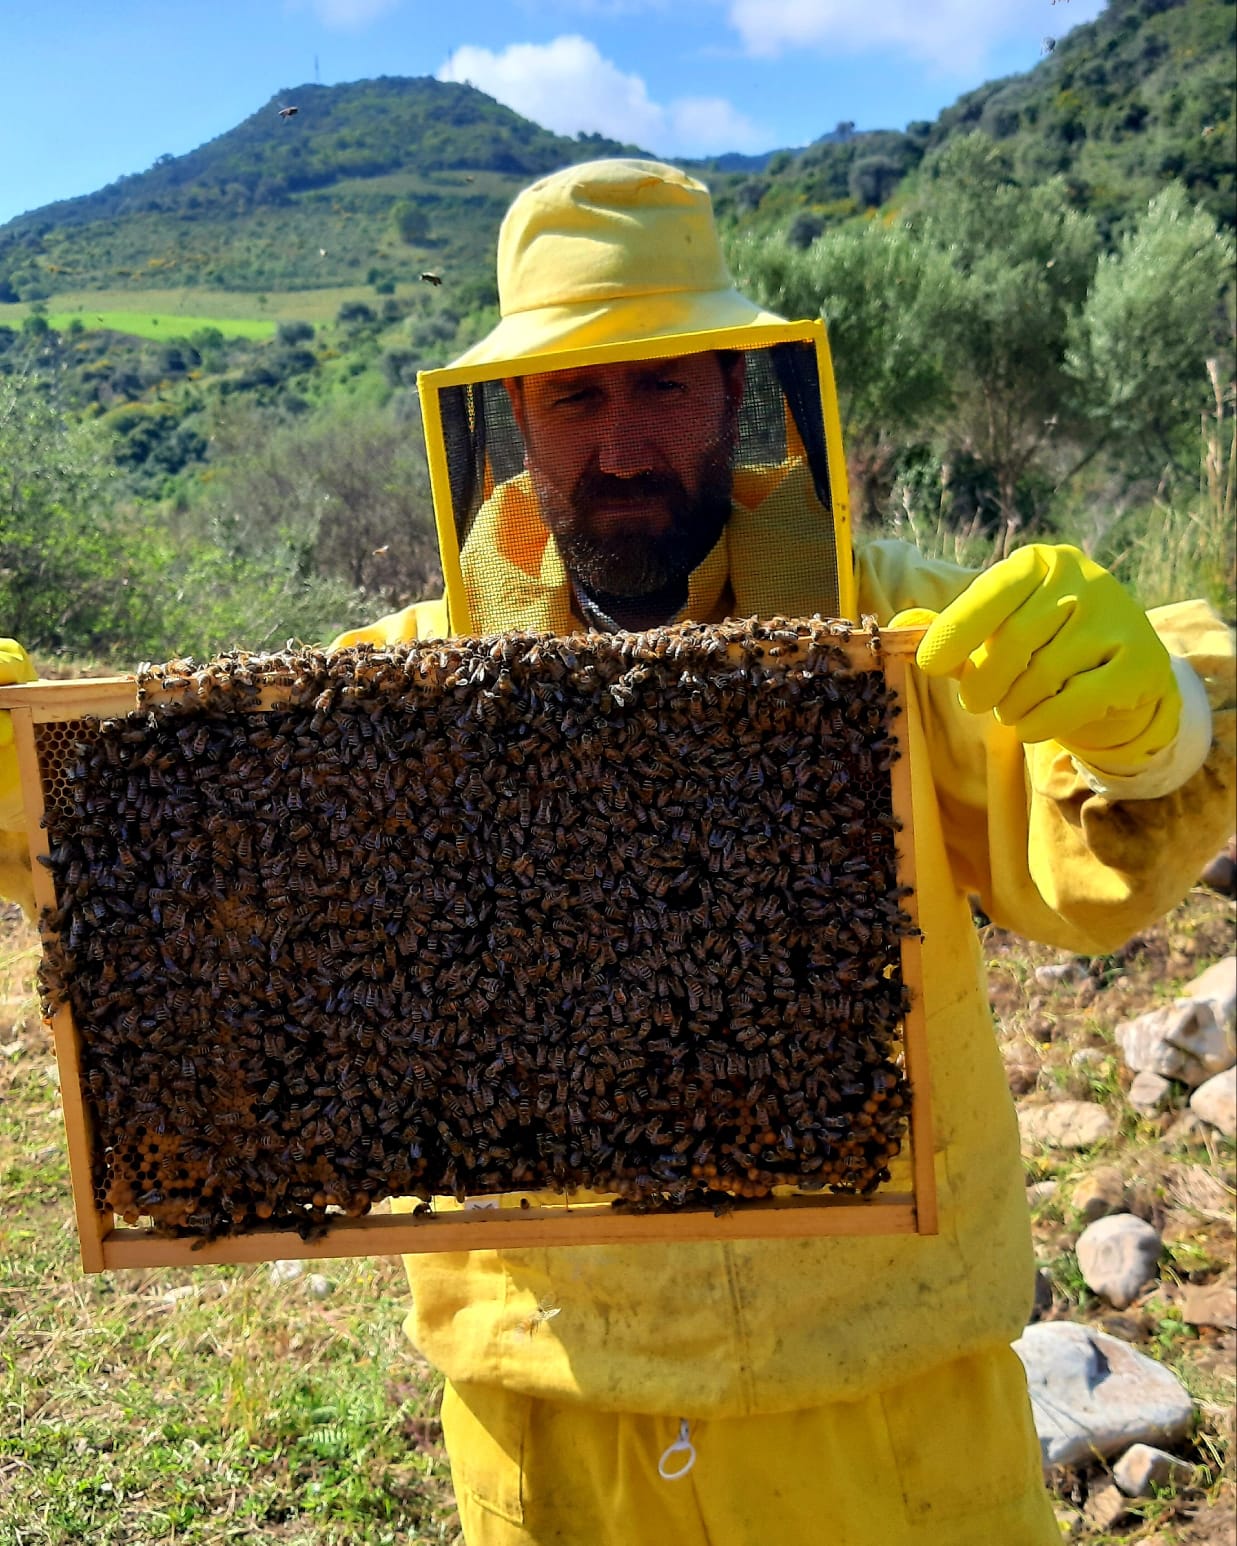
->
[[278, 105, 299, 120]]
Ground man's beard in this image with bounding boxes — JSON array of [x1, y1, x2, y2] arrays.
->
[[553, 453, 734, 602]]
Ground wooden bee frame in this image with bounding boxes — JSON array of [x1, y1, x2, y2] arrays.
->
[[2, 625, 934, 1272]]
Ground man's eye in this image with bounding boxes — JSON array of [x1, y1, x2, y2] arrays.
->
[[551, 387, 597, 408]]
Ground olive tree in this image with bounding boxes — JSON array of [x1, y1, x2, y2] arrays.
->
[[905, 135, 1100, 555], [727, 219, 958, 523], [1066, 183, 1236, 478]]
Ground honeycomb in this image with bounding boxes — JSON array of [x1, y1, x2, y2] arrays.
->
[[36, 618, 916, 1240]]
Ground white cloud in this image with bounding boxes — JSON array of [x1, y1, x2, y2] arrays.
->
[[293, 0, 402, 29], [437, 35, 764, 155], [726, 0, 1108, 71]]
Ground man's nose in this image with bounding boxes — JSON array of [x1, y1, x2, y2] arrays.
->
[[594, 404, 659, 476]]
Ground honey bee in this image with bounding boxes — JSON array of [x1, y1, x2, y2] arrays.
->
[[512, 1293, 562, 1345]]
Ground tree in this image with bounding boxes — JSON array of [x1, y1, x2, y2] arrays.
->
[[726, 222, 958, 522], [904, 134, 1100, 554], [1066, 184, 1236, 476], [848, 155, 903, 209], [195, 400, 440, 604], [391, 199, 430, 246], [0, 370, 149, 653], [276, 319, 315, 346]]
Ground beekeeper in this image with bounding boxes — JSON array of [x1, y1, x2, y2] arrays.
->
[[328, 158, 1234, 1546], [1, 159, 1232, 1545]]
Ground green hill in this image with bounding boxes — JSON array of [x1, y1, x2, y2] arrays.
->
[[1, 0, 1231, 310], [0, 77, 643, 304], [697, 0, 1235, 242]]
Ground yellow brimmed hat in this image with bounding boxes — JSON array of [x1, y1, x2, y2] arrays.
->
[[451, 158, 785, 367]]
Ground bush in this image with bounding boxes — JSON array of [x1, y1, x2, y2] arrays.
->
[[276, 319, 315, 346]]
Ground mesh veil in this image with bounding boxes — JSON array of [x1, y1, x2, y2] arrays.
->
[[419, 324, 854, 636]]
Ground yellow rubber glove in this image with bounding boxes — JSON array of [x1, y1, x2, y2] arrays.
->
[[0, 639, 37, 829], [890, 545, 1181, 776]]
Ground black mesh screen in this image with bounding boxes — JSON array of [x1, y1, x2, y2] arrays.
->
[[436, 342, 841, 635]]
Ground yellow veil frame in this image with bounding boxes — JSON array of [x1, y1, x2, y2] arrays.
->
[[416, 319, 856, 635]]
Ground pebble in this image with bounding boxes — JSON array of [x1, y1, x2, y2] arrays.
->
[[1070, 1165, 1127, 1224], [1018, 1100, 1115, 1152], [1112, 1443, 1197, 1498], [269, 1258, 306, 1284], [1035, 960, 1089, 989], [1117, 994, 1236, 1089], [305, 1273, 334, 1299], [1003, 1041, 1042, 1095], [1189, 1066, 1236, 1138], [1082, 1481, 1128, 1529], [1163, 1108, 1211, 1146], [1075, 1213, 1163, 1309], [1013, 1321, 1195, 1467], [1127, 1069, 1175, 1114], [1178, 1278, 1236, 1330], [1200, 842, 1236, 898], [1183, 955, 1236, 1036]]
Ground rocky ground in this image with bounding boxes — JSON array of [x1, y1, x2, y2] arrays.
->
[[986, 879, 1236, 1545]]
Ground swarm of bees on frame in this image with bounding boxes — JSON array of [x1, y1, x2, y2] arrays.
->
[[35, 617, 916, 1241]]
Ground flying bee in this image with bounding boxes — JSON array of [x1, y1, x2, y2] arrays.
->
[[514, 1294, 562, 1340]]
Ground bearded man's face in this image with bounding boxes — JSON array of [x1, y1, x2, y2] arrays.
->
[[507, 353, 745, 599]]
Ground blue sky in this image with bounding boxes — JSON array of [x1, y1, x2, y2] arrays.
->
[[0, 0, 1107, 226]]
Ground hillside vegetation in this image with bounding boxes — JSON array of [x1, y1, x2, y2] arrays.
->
[[703, 0, 1235, 244], [0, 0, 1232, 670], [0, 77, 639, 304]]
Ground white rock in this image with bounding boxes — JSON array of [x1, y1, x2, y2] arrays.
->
[[1112, 1443, 1197, 1498], [1013, 1321, 1195, 1468], [1036, 960, 1088, 989], [1189, 1066, 1237, 1138], [269, 1258, 306, 1284], [1116, 998, 1235, 1088], [1127, 1069, 1175, 1113], [1183, 955, 1236, 1036], [1019, 1100, 1116, 1152], [1076, 1213, 1163, 1309], [305, 1273, 334, 1299], [1027, 1179, 1060, 1206]]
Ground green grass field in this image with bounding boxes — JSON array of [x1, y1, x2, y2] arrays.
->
[[0, 282, 424, 337], [50, 310, 277, 342]]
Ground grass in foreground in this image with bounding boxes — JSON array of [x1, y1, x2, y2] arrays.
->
[[0, 907, 459, 1546]]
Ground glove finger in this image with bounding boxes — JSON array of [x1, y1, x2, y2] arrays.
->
[[983, 609, 1111, 725], [956, 597, 1074, 717], [915, 549, 1047, 679], [1009, 667, 1149, 745], [887, 608, 939, 633]]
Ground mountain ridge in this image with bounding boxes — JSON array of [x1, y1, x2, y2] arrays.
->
[[0, 0, 1231, 304]]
